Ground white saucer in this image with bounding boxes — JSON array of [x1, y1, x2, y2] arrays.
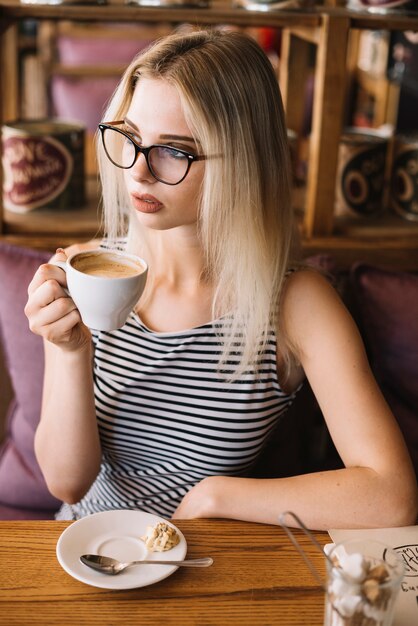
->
[[56, 510, 187, 589]]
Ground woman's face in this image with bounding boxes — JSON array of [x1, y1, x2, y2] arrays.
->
[[123, 78, 204, 232]]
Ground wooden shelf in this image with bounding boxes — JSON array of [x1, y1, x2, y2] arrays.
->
[[3, 202, 101, 235], [298, 207, 418, 270], [348, 10, 418, 32], [0, 0, 322, 27], [2, 176, 102, 249], [1, 2, 418, 268], [50, 63, 127, 76], [5, 179, 418, 270], [2, 2, 418, 30], [334, 213, 418, 238], [302, 234, 418, 270]]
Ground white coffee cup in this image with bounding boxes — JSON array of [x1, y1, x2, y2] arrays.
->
[[52, 249, 148, 331]]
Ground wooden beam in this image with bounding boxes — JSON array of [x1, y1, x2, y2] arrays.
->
[[304, 14, 350, 237]]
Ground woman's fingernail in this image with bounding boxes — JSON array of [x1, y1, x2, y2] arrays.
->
[[56, 248, 65, 254]]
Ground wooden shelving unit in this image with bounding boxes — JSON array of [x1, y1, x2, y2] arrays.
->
[[1, 1, 418, 268], [1, 175, 102, 248]]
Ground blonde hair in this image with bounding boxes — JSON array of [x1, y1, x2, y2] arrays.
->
[[98, 29, 297, 379]]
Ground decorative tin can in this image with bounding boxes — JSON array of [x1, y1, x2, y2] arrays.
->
[[391, 133, 418, 221], [335, 129, 388, 218], [348, 0, 418, 13], [2, 119, 85, 214]]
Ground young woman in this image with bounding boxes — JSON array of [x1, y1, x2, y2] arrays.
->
[[25, 30, 417, 529]]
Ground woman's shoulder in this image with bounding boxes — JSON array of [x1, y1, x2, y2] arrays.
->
[[283, 265, 337, 302], [281, 266, 351, 356]]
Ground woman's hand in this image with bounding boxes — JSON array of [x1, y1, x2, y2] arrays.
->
[[25, 248, 91, 352]]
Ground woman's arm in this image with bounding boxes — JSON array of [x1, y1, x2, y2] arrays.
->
[[25, 246, 102, 503], [173, 270, 418, 529], [35, 338, 101, 503]]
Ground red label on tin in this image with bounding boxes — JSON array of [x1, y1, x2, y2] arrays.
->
[[2, 134, 73, 212]]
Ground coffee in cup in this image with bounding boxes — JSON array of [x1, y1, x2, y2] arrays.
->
[[71, 251, 144, 279], [51, 249, 148, 331]]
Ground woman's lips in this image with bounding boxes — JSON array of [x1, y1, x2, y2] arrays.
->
[[131, 194, 163, 213]]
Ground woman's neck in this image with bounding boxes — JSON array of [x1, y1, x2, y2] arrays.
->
[[147, 227, 207, 288], [135, 228, 215, 333]]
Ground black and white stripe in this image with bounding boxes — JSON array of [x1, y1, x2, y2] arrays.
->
[[57, 313, 299, 520]]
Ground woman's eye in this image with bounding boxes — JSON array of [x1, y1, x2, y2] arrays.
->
[[163, 147, 188, 160]]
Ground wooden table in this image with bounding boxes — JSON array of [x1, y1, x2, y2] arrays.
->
[[0, 519, 329, 625]]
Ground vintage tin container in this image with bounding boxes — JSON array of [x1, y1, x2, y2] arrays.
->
[[2, 119, 85, 214], [335, 129, 388, 218], [391, 133, 418, 221], [348, 0, 418, 12]]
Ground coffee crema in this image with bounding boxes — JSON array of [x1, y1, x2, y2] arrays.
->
[[71, 253, 144, 278]]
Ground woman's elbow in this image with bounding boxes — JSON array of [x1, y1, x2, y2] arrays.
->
[[381, 474, 418, 527], [44, 476, 94, 505], [35, 436, 100, 504]]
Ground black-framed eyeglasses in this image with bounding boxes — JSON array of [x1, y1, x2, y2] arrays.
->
[[98, 120, 207, 186]]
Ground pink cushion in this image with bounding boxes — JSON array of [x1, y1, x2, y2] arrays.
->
[[350, 263, 418, 477], [51, 34, 151, 132], [0, 503, 55, 520], [0, 243, 61, 517], [51, 76, 120, 132], [57, 35, 145, 66]]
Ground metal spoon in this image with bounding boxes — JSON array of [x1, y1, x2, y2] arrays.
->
[[80, 554, 213, 575]]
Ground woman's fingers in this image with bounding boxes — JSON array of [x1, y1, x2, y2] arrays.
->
[[27, 249, 68, 296], [25, 247, 92, 349], [26, 291, 79, 333], [37, 308, 83, 345], [25, 247, 76, 337], [25, 277, 69, 317], [28, 263, 68, 295]]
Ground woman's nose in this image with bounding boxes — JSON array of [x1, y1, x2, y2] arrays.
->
[[130, 152, 155, 183]]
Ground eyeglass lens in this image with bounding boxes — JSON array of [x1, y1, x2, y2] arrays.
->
[[102, 127, 190, 185]]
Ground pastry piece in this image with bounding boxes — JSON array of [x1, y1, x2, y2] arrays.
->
[[141, 522, 180, 552]]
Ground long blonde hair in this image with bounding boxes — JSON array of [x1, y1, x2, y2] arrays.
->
[[98, 29, 297, 378]]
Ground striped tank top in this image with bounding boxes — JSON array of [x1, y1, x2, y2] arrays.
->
[[57, 312, 300, 520]]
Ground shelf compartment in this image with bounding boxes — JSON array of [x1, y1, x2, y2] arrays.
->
[[302, 233, 418, 271], [0, 1, 322, 28], [2, 176, 102, 238], [333, 213, 418, 238]]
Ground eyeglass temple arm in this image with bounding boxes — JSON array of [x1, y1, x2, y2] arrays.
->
[[101, 120, 125, 128]]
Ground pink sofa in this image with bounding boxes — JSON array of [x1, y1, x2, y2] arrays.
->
[[0, 243, 417, 519], [0, 244, 60, 519]]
